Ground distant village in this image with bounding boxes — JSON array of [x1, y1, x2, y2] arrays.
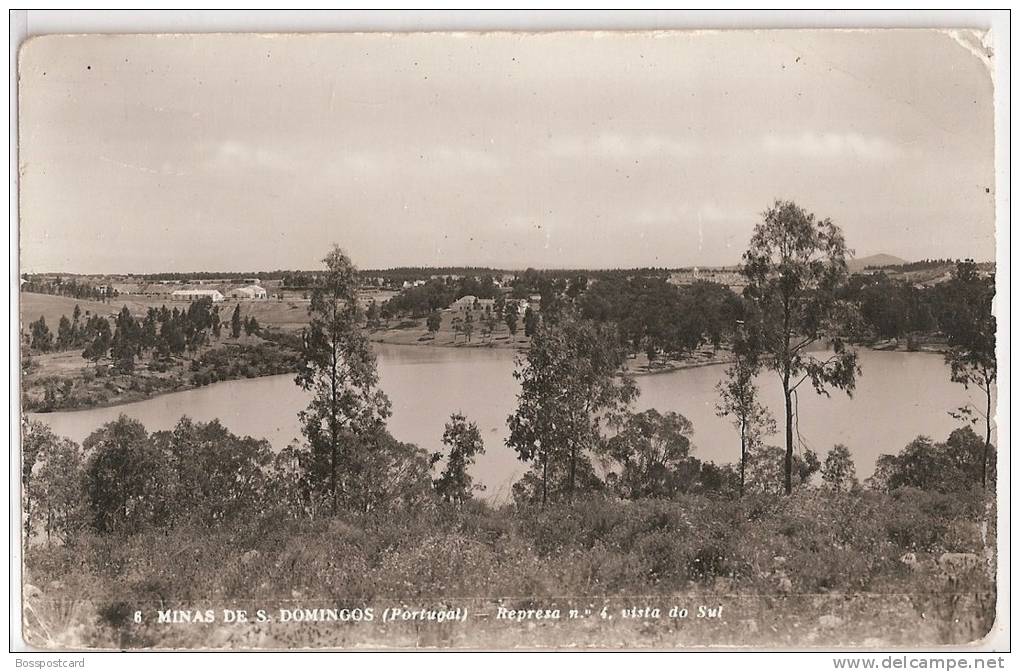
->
[[18, 258, 995, 325], [21, 266, 748, 301]]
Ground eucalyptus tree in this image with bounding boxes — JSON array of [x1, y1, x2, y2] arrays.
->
[[716, 331, 775, 497], [295, 245, 391, 512], [507, 312, 637, 505], [741, 200, 861, 495], [938, 260, 996, 488]]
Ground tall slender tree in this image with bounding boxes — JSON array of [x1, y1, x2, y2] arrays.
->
[[939, 260, 996, 488], [295, 245, 391, 512], [210, 305, 222, 339], [71, 304, 82, 345], [716, 332, 775, 497], [741, 200, 860, 495], [230, 304, 242, 338]]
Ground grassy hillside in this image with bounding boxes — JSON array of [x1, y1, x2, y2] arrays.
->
[[19, 293, 149, 331]]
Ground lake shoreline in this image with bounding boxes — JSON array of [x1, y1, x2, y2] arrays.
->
[[22, 371, 299, 416], [26, 347, 986, 495], [22, 337, 949, 416], [21, 336, 300, 415]]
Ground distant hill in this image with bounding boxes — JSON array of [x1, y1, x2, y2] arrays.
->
[[848, 254, 908, 273]]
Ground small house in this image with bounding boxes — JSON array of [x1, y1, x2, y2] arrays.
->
[[228, 285, 268, 300], [451, 295, 477, 309]]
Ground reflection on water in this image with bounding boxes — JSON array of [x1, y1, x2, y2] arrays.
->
[[28, 345, 990, 501]]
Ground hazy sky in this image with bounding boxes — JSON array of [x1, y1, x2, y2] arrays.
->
[[19, 30, 995, 273]]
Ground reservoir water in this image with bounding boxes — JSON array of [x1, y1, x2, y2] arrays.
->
[[28, 345, 991, 501]]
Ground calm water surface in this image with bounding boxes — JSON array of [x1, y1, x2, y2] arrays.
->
[[29, 345, 990, 501]]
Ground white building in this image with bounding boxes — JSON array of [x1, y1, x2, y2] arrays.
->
[[450, 295, 498, 311], [172, 289, 225, 302], [228, 285, 268, 300]]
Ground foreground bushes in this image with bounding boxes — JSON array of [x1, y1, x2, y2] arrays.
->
[[20, 415, 996, 648], [27, 490, 991, 599], [23, 487, 995, 648], [21, 415, 437, 543]]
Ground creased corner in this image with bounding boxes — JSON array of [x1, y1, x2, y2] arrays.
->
[[944, 29, 994, 73]]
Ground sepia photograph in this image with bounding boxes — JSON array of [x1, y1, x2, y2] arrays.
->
[[13, 15, 1006, 652]]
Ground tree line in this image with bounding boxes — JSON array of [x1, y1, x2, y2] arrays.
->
[[377, 249, 990, 370], [21, 277, 114, 302], [26, 300, 262, 372]]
